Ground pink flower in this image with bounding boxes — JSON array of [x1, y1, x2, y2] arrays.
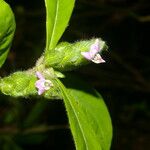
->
[[81, 39, 105, 64], [35, 71, 53, 95]]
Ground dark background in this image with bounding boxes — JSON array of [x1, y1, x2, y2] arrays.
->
[[0, 0, 150, 149]]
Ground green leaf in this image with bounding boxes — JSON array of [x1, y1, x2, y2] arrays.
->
[[56, 75, 112, 150], [0, 0, 16, 67], [44, 0, 75, 53]]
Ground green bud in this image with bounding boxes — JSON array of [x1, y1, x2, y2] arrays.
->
[[0, 0, 16, 67], [0, 70, 62, 99], [0, 72, 37, 97], [45, 38, 107, 71]]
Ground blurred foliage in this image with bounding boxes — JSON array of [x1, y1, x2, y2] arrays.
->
[[0, 0, 150, 149]]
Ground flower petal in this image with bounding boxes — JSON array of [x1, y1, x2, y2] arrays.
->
[[92, 54, 105, 64], [35, 71, 53, 95], [90, 39, 100, 57], [36, 71, 44, 80], [81, 52, 92, 60], [38, 88, 45, 95]]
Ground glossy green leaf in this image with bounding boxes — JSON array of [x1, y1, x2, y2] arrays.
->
[[44, 0, 75, 53], [57, 75, 112, 150], [0, 0, 16, 67]]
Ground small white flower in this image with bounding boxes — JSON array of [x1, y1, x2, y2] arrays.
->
[[35, 71, 53, 95], [81, 39, 105, 64]]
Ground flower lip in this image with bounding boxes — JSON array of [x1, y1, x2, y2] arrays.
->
[[92, 54, 105, 64], [81, 39, 105, 64], [35, 71, 53, 95]]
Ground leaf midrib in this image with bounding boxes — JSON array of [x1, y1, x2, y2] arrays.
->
[[49, 0, 59, 50], [57, 79, 89, 150]]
